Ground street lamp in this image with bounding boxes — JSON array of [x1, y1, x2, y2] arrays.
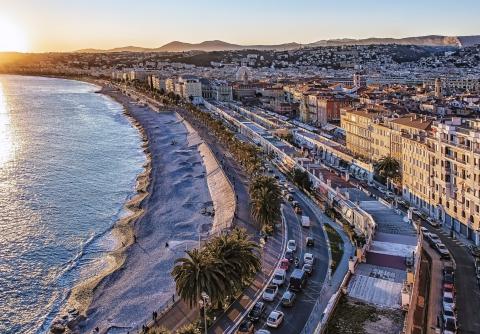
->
[[200, 291, 209, 334], [260, 237, 266, 284]]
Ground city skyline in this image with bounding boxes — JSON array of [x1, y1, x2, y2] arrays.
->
[[1, 0, 480, 52]]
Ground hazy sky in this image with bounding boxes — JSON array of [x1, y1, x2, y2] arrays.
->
[[1, 0, 480, 52]]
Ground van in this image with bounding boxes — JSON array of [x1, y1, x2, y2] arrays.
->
[[289, 269, 307, 291], [301, 216, 310, 227]]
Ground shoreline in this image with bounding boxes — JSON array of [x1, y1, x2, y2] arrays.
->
[[57, 82, 235, 334], [52, 85, 154, 331]]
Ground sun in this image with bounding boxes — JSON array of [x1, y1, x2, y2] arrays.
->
[[0, 18, 29, 52]]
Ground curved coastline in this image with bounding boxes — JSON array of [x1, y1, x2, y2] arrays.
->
[[48, 80, 236, 334], [62, 85, 154, 318]]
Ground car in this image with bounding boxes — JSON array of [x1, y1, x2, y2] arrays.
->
[[255, 330, 271, 334], [286, 194, 294, 201], [266, 310, 284, 328], [272, 269, 286, 286], [444, 273, 455, 285], [426, 217, 440, 228], [302, 263, 313, 275], [294, 206, 303, 214], [469, 245, 480, 258], [442, 305, 456, 324], [262, 284, 279, 302], [443, 284, 455, 295], [443, 316, 457, 334], [292, 200, 299, 208], [236, 320, 254, 334], [279, 258, 290, 271], [280, 290, 296, 307], [306, 237, 314, 247], [301, 215, 311, 227], [436, 243, 451, 259], [443, 292, 455, 310], [285, 249, 294, 263], [304, 252, 315, 265], [247, 302, 265, 322], [427, 233, 441, 246], [420, 226, 429, 234], [444, 266, 455, 276], [287, 187, 295, 193], [287, 239, 297, 252]]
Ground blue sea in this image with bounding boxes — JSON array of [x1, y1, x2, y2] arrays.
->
[[0, 75, 145, 333]]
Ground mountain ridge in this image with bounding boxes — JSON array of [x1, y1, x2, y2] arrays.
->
[[75, 35, 480, 53]]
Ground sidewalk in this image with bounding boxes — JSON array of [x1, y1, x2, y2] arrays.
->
[[424, 242, 443, 334]]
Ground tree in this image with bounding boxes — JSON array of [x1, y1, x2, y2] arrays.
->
[[249, 175, 281, 232], [375, 156, 401, 183], [290, 168, 313, 191], [175, 323, 201, 334], [171, 249, 227, 308]]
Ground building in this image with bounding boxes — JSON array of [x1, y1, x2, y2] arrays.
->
[[211, 80, 233, 101]]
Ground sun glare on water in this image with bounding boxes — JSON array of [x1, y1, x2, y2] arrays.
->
[[0, 17, 29, 52]]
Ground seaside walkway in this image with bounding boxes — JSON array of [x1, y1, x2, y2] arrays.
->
[[146, 106, 285, 333]]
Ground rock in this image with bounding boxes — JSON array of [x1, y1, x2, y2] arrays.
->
[[67, 315, 86, 330], [50, 323, 66, 334]]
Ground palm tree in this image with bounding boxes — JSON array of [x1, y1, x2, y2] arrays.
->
[[249, 176, 281, 231], [375, 156, 401, 187], [171, 249, 227, 307], [175, 323, 201, 334]]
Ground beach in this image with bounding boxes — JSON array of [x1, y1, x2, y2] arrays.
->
[[58, 86, 234, 333]]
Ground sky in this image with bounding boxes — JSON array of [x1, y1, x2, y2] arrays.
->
[[1, 0, 480, 52]]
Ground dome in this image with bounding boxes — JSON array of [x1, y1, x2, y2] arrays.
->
[[235, 66, 251, 83]]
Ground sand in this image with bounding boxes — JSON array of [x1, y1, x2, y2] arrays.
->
[[69, 88, 234, 333]]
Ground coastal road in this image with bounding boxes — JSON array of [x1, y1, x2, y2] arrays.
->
[[252, 189, 329, 334]]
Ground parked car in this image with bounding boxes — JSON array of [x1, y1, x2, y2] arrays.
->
[[247, 302, 265, 322], [294, 206, 303, 215], [443, 316, 457, 334], [443, 291, 455, 310], [420, 226, 429, 234], [444, 273, 455, 285], [281, 290, 296, 307], [306, 236, 314, 247], [287, 239, 297, 252], [266, 310, 284, 328], [286, 194, 293, 202], [430, 233, 442, 245], [426, 217, 440, 228], [237, 320, 254, 334], [442, 305, 456, 324], [292, 200, 299, 208], [272, 269, 286, 286], [436, 243, 451, 259], [304, 252, 315, 265], [303, 263, 314, 275], [279, 258, 290, 271], [469, 245, 480, 258]]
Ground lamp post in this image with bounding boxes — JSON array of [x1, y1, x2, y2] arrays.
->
[[200, 291, 209, 334], [260, 237, 266, 284]]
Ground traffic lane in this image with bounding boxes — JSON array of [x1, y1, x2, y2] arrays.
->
[[254, 197, 329, 333], [421, 222, 480, 334], [252, 204, 302, 330]]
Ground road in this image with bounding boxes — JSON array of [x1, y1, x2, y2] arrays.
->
[[252, 187, 330, 333], [420, 221, 480, 334]]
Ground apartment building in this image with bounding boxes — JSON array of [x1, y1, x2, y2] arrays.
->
[[429, 118, 480, 243]]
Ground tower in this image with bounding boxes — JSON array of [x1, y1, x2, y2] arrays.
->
[[435, 78, 443, 98]]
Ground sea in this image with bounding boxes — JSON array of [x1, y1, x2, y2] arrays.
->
[[0, 75, 145, 333]]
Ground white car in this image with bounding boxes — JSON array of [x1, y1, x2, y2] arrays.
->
[[255, 330, 271, 334], [272, 269, 286, 286], [287, 240, 297, 252], [266, 310, 284, 328], [304, 253, 315, 265], [443, 292, 455, 310], [262, 284, 279, 302]]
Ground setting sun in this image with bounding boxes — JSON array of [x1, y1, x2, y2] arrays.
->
[[0, 17, 28, 52]]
